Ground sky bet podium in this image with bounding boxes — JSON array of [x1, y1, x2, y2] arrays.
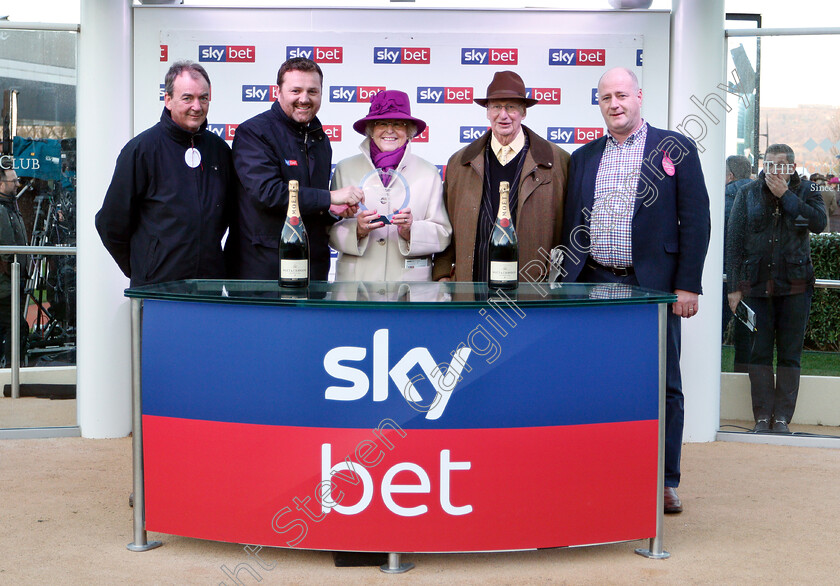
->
[[124, 280, 675, 565]]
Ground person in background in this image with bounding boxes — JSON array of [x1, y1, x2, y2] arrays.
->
[[727, 144, 826, 433], [432, 70, 569, 284], [0, 165, 28, 366], [96, 61, 235, 286], [225, 57, 362, 281], [824, 176, 840, 232], [330, 90, 451, 281], [560, 67, 711, 514], [723, 155, 753, 370]]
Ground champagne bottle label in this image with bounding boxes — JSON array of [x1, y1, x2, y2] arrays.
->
[[280, 259, 308, 279], [490, 261, 518, 281]]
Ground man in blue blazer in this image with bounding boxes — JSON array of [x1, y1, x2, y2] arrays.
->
[[560, 67, 711, 514]]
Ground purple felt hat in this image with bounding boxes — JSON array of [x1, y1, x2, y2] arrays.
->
[[352, 90, 427, 137]]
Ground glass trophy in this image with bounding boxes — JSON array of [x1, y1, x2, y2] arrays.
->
[[357, 169, 411, 225]]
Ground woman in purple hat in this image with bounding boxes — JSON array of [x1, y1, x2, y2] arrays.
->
[[329, 90, 451, 281]]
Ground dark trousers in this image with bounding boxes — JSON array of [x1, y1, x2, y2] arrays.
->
[[0, 295, 27, 367], [579, 262, 684, 488], [723, 284, 753, 372], [731, 319, 753, 373], [745, 291, 811, 422]]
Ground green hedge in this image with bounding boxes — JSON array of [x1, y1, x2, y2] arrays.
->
[[805, 232, 840, 352]]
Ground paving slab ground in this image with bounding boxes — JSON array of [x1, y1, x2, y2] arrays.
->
[[1, 437, 838, 585]]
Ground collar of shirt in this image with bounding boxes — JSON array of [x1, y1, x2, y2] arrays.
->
[[606, 119, 647, 148], [490, 129, 525, 165]]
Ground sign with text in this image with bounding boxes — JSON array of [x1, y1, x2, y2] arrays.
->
[[141, 297, 660, 552]]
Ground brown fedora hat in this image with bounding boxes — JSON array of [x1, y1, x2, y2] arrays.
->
[[474, 70, 538, 107]]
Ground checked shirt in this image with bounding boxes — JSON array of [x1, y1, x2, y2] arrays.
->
[[590, 121, 648, 268]]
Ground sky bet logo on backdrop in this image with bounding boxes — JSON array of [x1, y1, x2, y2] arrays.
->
[[199, 45, 256, 63], [460, 126, 489, 143], [549, 48, 606, 66], [373, 47, 431, 64], [413, 127, 430, 142], [526, 87, 561, 104], [323, 125, 342, 142], [330, 86, 386, 103], [460, 48, 518, 65], [207, 124, 238, 141], [548, 127, 604, 144], [242, 85, 280, 102], [417, 87, 473, 104], [287, 46, 343, 63]]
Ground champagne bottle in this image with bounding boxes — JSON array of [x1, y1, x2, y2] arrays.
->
[[279, 180, 310, 288], [488, 181, 519, 290]]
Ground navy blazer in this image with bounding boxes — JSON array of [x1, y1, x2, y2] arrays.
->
[[560, 124, 711, 294]]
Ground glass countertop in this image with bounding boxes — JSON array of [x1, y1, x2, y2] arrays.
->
[[125, 280, 677, 308]]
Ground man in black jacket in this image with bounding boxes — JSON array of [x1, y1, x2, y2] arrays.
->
[[96, 61, 235, 287], [0, 166, 27, 366], [727, 144, 826, 433], [225, 58, 362, 281]]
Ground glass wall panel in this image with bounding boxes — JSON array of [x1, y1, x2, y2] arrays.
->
[[0, 28, 77, 430], [722, 30, 840, 438]]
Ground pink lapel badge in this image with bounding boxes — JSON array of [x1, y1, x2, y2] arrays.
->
[[662, 152, 675, 176]]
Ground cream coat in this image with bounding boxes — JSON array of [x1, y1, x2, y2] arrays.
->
[[329, 139, 452, 281]]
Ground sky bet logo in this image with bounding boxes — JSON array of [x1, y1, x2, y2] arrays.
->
[[199, 45, 256, 63], [460, 48, 518, 65], [373, 47, 431, 64], [324, 329, 472, 421], [330, 86, 385, 103], [242, 85, 280, 102], [549, 48, 606, 66], [323, 125, 342, 142], [526, 87, 561, 104], [207, 124, 238, 141], [287, 46, 343, 63], [548, 127, 604, 144], [460, 126, 489, 142], [417, 87, 473, 104]]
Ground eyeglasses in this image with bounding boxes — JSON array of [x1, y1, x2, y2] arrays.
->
[[374, 120, 408, 130], [1, 177, 20, 184], [488, 103, 523, 115]]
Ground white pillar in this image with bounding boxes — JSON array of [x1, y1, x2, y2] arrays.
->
[[670, 0, 726, 443], [77, 0, 133, 438]]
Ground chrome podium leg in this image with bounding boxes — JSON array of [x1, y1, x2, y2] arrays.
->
[[636, 302, 670, 560], [10, 256, 20, 398], [127, 298, 162, 552], [380, 553, 414, 573]]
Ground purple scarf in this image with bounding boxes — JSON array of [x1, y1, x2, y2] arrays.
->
[[370, 140, 407, 186]]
